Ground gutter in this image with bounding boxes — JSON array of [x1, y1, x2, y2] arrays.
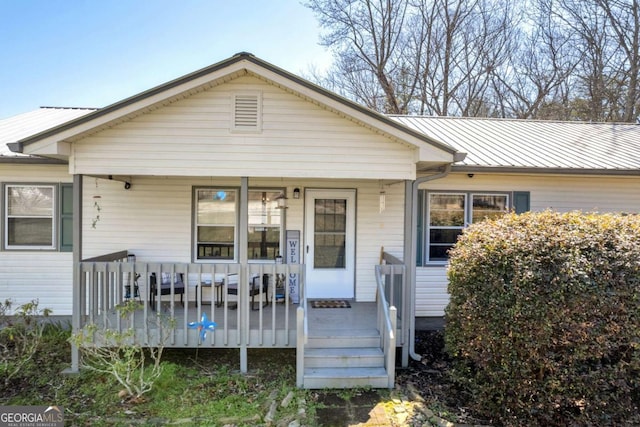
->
[[406, 164, 452, 362]]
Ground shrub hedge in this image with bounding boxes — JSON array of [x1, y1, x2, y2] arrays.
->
[[445, 211, 640, 426]]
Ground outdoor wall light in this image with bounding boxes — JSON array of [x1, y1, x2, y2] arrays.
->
[[275, 192, 288, 209], [293, 188, 301, 199]]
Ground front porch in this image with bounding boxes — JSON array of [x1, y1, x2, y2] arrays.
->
[[73, 251, 404, 388]]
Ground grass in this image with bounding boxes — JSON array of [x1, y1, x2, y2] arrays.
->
[[1, 323, 316, 426]]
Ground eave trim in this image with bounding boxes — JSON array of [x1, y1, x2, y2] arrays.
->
[[452, 164, 640, 176]]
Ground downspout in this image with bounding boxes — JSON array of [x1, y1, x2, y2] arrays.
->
[[406, 164, 452, 363]]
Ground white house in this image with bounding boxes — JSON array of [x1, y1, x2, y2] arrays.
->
[[3, 53, 640, 388]]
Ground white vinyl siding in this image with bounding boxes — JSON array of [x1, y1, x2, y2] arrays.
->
[[81, 176, 406, 303], [72, 76, 417, 180], [416, 172, 640, 317], [0, 165, 73, 315]]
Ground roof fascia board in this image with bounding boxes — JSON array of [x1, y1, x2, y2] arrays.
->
[[452, 165, 640, 176], [0, 156, 67, 165]]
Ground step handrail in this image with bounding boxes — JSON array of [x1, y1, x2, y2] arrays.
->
[[375, 264, 397, 388], [296, 272, 308, 388]]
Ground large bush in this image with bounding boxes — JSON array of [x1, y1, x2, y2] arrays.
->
[[445, 211, 640, 426]]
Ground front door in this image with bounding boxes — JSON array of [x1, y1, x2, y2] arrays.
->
[[304, 189, 356, 299]]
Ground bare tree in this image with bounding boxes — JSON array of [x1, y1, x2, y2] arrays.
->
[[488, 0, 577, 119], [306, 0, 640, 122], [306, 0, 413, 113], [596, 0, 640, 122]]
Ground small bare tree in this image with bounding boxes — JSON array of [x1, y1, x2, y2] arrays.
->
[[0, 299, 51, 386], [69, 300, 175, 402]]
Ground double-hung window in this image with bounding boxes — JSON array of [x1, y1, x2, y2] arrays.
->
[[195, 189, 238, 260], [423, 192, 510, 263], [194, 188, 283, 262], [248, 190, 282, 260], [4, 184, 56, 250]]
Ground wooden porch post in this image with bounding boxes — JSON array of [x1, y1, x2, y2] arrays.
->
[[239, 177, 249, 373], [402, 180, 413, 368], [70, 174, 83, 373]]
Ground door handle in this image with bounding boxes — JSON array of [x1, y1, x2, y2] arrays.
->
[[306, 245, 309, 253]]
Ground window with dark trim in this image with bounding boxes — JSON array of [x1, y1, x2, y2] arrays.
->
[[248, 190, 282, 260], [195, 188, 238, 260], [420, 191, 517, 264], [194, 188, 283, 262], [4, 184, 56, 250]]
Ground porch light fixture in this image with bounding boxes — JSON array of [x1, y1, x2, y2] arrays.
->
[[275, 192, 288, 209], [379, 190, 386, 213], [293, 188, 300, 199]]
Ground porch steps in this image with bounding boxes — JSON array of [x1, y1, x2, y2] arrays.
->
[[302, 328, 389, 389]]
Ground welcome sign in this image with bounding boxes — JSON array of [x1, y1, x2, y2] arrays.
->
[[286, 230, 300, 303]]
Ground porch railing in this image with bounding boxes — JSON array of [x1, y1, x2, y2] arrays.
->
[[76, 252, 303, 349], [379, 252, 405, 346], [375, 263, 397, 389]]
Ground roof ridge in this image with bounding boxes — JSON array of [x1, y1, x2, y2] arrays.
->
[[39, 106, 99, 111], [388, 114, 639, 126]]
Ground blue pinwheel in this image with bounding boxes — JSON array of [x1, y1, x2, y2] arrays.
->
[[188, 313, 217, 342]]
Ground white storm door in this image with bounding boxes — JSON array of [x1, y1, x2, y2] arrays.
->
[[304, 189, 356, 299]]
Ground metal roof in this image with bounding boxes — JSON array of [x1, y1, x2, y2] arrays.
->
[[0, 107, 95, 162], [2, 104, 640, 174], [391, 116, 640, 174]]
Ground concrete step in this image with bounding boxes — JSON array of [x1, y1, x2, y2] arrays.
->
[[307, 329, 380, 348], [304, 347, 384, 368], [302, 367, 389, 389]]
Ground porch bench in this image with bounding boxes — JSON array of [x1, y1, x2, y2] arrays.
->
[[149, 272, 185, 310]]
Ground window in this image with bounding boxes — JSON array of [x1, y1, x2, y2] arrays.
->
[[4, 184, 56, 250], [423, 191, 510, 263], [248, 191, 282, 260], [427, 193, 466, 262], [194, 188, 283, 262], [195, 189, 237, 260]]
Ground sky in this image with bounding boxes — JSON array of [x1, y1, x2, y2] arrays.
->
[[0, 0, 333, 119]]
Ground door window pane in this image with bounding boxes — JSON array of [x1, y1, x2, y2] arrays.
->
[[314, 199, 347, 268]]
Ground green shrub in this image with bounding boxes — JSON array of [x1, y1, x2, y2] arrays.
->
[[445, 211, 640, 426]]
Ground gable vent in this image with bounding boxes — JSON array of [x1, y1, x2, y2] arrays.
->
[[232, 92, 262, 132]]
